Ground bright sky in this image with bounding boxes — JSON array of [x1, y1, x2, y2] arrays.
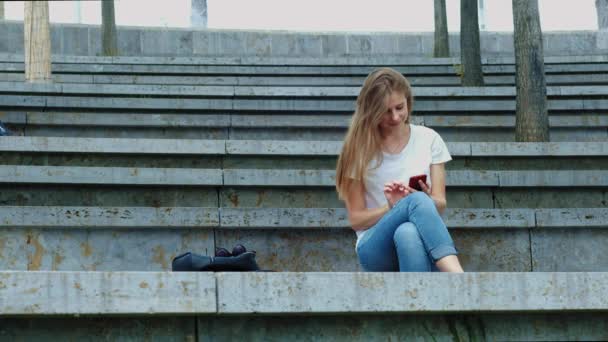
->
[[4, 0, 599, 32]]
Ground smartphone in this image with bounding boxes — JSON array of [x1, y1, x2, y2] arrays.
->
[[408, 174, 427, 191]]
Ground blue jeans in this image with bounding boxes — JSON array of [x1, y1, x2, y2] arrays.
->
[[356, 192, 458, 272]]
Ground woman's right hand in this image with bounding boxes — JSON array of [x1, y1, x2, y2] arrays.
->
[[384, 180, 410, 208]]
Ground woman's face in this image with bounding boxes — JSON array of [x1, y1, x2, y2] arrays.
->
[[379, 91, 408, 130]]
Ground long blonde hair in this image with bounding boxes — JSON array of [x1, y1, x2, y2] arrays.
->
[[335, 67, 414, 200]]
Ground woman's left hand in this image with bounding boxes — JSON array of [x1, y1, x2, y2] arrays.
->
[[406, 180, 432, 196]]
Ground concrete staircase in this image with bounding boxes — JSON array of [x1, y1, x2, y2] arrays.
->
[[1, 54, 607, 340]]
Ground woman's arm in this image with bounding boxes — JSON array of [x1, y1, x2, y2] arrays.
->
[[428, 163, 448, 214], [343, 179, 390, 231]]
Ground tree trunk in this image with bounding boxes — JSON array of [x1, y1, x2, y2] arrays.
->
[[596, 0, 608, 29], [460, 0, 484, 86], [101, 0, 118, 56], [433, 0, 450, 57], [191, 0, 208, 28], [0, 1, 5, 20], [512, 0, 550, 142], [24, 1, 52, 83]]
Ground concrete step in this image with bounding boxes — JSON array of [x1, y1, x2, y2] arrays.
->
[[1, 95, 607, 115], [4, 81, 608, 97], [4, 72, 608, 87], [2, 59, 608, 75], [0, 206, 605, 272], [3, 52, 608, 65], [1, 271, 607, 340], [3, 112, 606, 141], [0, 164, 605, 209], [1, 136, 606, 157], [0, 165, 605, 188], [2, 139, 606, 177], [5, 112, 607, 129], [2, 206, 604, 229], [1, 271, 606, 313]]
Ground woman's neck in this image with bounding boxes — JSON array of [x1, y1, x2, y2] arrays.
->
[[380, 123, 410, 153]]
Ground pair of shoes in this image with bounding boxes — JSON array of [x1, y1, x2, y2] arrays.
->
[[172, 251, 261, 272], [215, 244, 253, 257]]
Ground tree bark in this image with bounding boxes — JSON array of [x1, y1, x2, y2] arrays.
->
[[433, 0, 450, 57], [460, 0, 484, 86], [513, 0, 550, 142], [191, 0, 208, 28], [24, 1, 52, 83], [101, 0, 118, 56], [596, 0, 608, 29]]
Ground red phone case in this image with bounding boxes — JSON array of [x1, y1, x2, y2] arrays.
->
[[408, 174, 427, 191]]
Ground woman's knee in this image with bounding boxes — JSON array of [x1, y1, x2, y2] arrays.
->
[[393, 222, 421, 244]]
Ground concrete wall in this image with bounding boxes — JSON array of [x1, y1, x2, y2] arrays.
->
[[1, 20, 608, 57]]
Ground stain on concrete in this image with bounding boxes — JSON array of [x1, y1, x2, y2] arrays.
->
[[26, 233, 45, 271], [52, 253, 65, 270], [0, 237, 6, 259], [152, 245, 168, 270], [80, 241, 93, 257]]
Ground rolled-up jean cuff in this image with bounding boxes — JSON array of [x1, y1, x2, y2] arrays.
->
[[429, 244, 458, 262]]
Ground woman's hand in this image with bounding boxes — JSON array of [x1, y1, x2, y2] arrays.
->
[[384, 180, 410, 208]]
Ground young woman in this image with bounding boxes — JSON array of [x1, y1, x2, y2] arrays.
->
[[335, 68, 464, 273]]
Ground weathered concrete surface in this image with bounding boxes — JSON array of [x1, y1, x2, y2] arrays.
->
[[218, 208, 536, 229], [12, 125, 602, 142], [0, 206, 218, 228], [453, 229, 532, 271], [443, 208, 534, 228], [25, 126, 228, 140], [214, 227, 531, 272], [536, 208, 608, 228], [26, 112, 231, 127], [0, 185, 219, 207], [227, 140, 342, 156], [0, 271, 216, 315], [4, 51, 608, 65], [0, 317, 197, 341], [0, 165, 223, 185], [217, 272, 608, 313], [215, 228, 361, 272], [2, 94, 606, 115], [219, 188, 343, 208], [4, 80, 608, 99], [531, 228, 608, 271], [4, 207, 587, 230], [17, 112, 602, 132], [224, 169, 538, 187], [0, 152, 223, 169], [6, 71, 608, 87], [1, 313, 607, 341], [493, 189, 607, 209], [0, 136, 225, 154], [471, 142, 608, 156], [0, 227, 214, 271], [498, 170, 608, 187], [197, 313, 608, 341]]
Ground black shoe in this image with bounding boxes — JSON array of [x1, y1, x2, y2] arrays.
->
[[0, 121, 12, 136]]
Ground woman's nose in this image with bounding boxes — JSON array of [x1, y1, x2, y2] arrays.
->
[[391, 111, 400, 121]]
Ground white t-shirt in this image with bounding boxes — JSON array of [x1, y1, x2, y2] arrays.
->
[[356, 123, 452, 244]]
